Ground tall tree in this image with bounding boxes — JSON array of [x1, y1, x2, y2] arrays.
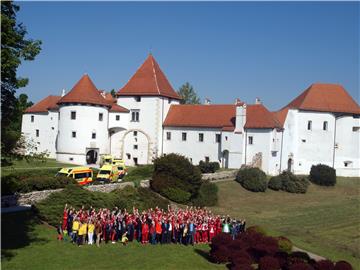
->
[[1, 1, 41, 158], [110, 89, 116, 98], [177, 82, 201, 104]]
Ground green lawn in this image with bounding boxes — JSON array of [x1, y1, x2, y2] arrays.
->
[[1, 211, 224, 270], [209, 177, 360, 268], [1, 158, 74, 176]]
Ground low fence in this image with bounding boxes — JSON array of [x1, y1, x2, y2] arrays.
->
[[1, 170, 235, 208]]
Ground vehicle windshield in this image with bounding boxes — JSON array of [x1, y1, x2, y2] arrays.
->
[[99, 170, 111, 175], [118, 167, 123, 170], [104, 159, 111, 163], [56, 172, 68, 177]]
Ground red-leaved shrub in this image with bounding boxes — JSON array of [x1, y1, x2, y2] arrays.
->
[[209, 245, 229, 263], [231, 263, 253, 270], [289, 262, 315, 270], [259, 256, 280, 270], [229, 250, 252, 265], [334, 261, 353, 270], [314, 260, 334, 270]]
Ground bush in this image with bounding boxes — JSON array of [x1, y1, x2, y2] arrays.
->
[[310, 164, 336, 186], [276, 236, 293, 253], [236, 167, 267, 192], [150, 154, 202, 203], [268, 175, 283, 191], [161, 187, 191, 204], [247, 225, 267, 236], [289, 263, 314, 270], [282, 176, 309, 194], [259, 256, 280, 270], [192, 181, 218, 207], [124, 165, 154, 182], [289, 251, 311, 263], [334, 261, 353, 270], [198, 161, 220, 173], [314, 260, 334, 270]]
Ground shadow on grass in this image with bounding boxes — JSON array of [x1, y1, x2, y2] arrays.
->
[[1, 209, 48, 261], [194, 248, 212, 262]]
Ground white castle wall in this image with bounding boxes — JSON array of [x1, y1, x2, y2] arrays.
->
[[56, 104, 109, 164], [21, 111, 59, 158]]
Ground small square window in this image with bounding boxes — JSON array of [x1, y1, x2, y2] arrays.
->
[[71, 111, 76, 120], [131, 110, 140, 122], [323, 121, 328, 131], [216, 134, 221, 143], [92, 133, 96, 139], [99, 113, 103, 121], [135, 96, 141, 102], [72, 131, 76, 138], [134, 145, 138, 150], [133, 131, 138, 136], [116, 115, 120, 121], [36, 129, 39, 137], [248, 136, 253, 145], [69, 157, 74, 161], [51, 127, 54, 130], [166, 132, 171, 140], [126, 153, 131, 159], [199, 133, 204, 142], [352, 126, 360, 132], [182, 132, 187, 141], [205, 156, 210, 162], [31, 115, 34, 122]]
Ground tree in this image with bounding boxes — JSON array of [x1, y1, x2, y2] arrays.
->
[[177, 82, 201, 104], [1, 1, 42, 158], [110, 89, 116, 98]]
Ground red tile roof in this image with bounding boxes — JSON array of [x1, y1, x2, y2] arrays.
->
[[163, 104, 236, 129], [244, 104, 282, 129], [117, 54, 181, 100], [25, 95, 61, 113], [109, 103, 129, 113], [58, 74, 110, 107], [275, 83, 360, 126]]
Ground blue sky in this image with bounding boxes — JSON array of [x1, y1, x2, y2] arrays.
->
[[16, 1, 359, 110]]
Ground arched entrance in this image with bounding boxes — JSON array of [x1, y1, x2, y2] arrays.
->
[[86, 149, 98, 164], [121, 129, 151, 166], [222, 150, 229, 169]]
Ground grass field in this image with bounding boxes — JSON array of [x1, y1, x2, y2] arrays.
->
[[209, 177, 360, 268], [1, 211, 224, 270]]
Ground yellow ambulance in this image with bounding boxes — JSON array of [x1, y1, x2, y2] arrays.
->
[[100, 155, 113, 166], [56, 167, 93, 185], [96, 164, 119, 183], [112, 159, 127, 179]]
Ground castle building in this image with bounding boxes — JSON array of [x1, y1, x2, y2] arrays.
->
[[21, 54, 360, 177]]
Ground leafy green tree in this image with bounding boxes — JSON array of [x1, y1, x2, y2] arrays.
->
[[110, 89, 116, 98], [177, 82, 201, 104], [1, 1, 41, 158]]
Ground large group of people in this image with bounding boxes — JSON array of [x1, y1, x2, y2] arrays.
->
[[58, 204, 246, 247]]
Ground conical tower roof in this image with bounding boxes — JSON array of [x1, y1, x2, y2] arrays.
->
[[58, 74, 110, 107], [117, 54, 180, 100]]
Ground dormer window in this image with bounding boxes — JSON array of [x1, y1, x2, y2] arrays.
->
[[135, 96, 141, 102]]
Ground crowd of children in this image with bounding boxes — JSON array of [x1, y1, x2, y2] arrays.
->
[[58, 204, 246, 247]]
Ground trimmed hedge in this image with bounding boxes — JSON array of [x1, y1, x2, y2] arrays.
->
[[2, 174, 77, 195], [310, 164, 336, 186], [192, 181, 218, 207], [198, 161, 220, 173], [236, 167, 267, 192], [150, 154, 202, 203], [269, 171, 309, 194]]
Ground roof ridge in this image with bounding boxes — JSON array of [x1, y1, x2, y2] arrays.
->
[[151, 56, 161, 95]]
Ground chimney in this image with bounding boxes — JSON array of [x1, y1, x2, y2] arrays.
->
[[235, 103, 247, 133], [255, 97, 261, 104], [204, 98, 211, 105], [235, 98, 243, 106], [61, 89, 66, 97]]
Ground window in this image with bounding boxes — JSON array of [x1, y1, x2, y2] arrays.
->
[[352, 126, 360, 132], [133, 157, 138, 165], [205, 156, 210, 162], [69, 157, 74, 161], [131, 110, 140, 122], [116, 115, 120, 121], [36, 129, 39, 137], [52, 127, 54, 130], [134, 145, 138, 150], [248, 136, 253, 145], [182, 132, 187, 141], [71, 111, 76, 120], [99, 113, 103, 121], [72, 131, 76, 138], [166, 132, 171, 140], [135, 96, 141, 102], [92, 132, 96, 139], [168, 99, 172, 104], [126, 153, 131, 159], [323, 121, 328, 131], [31, 115, 34, 122], [133, 131, 138, 136], [216, 134, 221, 143], [307, 120, 312, 130], [199, 133, 204, 142], [301, 139, 306, 143], [344, 161, 352, 167]]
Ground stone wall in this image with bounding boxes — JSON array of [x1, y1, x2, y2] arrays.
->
[[202, 169, 238, 181]]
